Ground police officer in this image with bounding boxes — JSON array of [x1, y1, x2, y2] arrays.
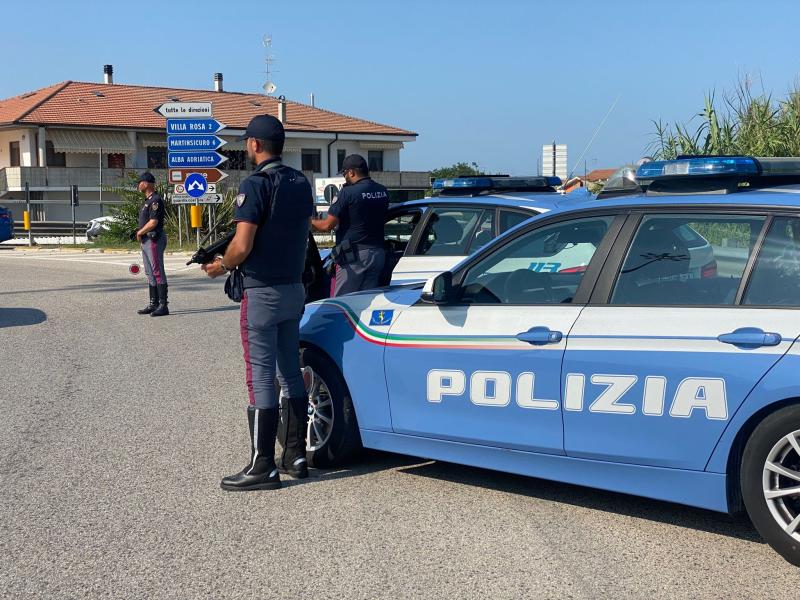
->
[[311, 154, 389, 296], [136, 172, 169, 317], [202, 114, 313, 491]]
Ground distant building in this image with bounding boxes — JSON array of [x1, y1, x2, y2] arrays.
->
[[0, 66, 428, 224], [542, 143, 567, 180]]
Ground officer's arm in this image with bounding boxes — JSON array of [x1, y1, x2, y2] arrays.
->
[[311, 214, 339, 232], [221, 221, 258, 267], [137, 218, 158, 236]]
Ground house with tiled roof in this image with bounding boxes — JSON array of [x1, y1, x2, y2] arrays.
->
[[0, 66, 425, 226]]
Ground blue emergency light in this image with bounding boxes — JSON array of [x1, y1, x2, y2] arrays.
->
[[432, 176, 562, 192], [636, 156, 760, 179]]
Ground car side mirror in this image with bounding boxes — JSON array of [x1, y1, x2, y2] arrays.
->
[[421, 271, 455, 304]]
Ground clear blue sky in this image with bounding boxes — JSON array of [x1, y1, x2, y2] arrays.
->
[[2, 0, 799, 175]]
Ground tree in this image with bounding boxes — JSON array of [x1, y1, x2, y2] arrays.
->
[[430, 161, 485, 179], [649, 77, 800, 159]]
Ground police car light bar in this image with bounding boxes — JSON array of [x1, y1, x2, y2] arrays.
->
[[432, 176, 562, 191], [636, 156, 759, 179]]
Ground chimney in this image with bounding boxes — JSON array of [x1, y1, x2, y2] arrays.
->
[[213, 72, 223, 92], [103, 64, 113, 85], [278, 96, 286, 123], [310, 93, 315, 107]]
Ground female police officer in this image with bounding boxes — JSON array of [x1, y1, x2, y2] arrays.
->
[[202, 115, 313, 491]]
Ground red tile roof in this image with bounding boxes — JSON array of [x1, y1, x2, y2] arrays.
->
[[0, 81, 416, 137], [585, 168, 618, 182]]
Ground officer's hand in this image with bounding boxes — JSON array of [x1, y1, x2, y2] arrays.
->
[[136, 231, 144, 242], [202, 257, 225, 278]]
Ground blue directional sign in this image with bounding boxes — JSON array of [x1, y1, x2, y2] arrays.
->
[[184, 173, 208, 198], [168, 151, 228, 169], [168, 135, 227, 152], [166, 119, 226, 135]]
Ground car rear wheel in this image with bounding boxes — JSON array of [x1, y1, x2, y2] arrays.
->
[[298, 347, 361, 468], [741, 405, 800, 566]]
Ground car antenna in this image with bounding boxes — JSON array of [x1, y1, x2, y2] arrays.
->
[[568, 94, 621, 179]]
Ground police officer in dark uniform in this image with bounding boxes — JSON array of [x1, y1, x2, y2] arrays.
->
[[202, 115, 313, 491], [311, 154, 389, 296], [136, 172, 169, 317]]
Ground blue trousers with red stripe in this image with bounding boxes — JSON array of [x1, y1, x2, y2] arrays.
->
[[141, 232, 167, 286], [240, 284, 306, 409]]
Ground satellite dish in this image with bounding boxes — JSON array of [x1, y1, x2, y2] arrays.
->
[[263, 81, 277, 94]]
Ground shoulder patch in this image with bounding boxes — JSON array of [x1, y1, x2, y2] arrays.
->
[[235, 193, 246, 207], [151, 201, 159, 210]]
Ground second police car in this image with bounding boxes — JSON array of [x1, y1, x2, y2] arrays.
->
[[297, 157, 800, 566]]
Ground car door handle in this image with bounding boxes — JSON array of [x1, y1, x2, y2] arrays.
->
[[717, 327, 782, 348], [516, 327, 563, 345]]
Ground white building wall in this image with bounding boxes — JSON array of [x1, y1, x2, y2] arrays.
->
[[0, 129, 27, 168]]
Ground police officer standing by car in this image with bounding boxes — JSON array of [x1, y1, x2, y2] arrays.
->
[[136, 172, 169, 317], [311, 154, 389, 296], [202, 114, 313, 491]]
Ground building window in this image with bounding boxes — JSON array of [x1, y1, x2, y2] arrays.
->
[[219, 149, 250, 171], [108, 153, 126, 169], [9, 141, 20, 167], [337, 149, 346, 173], [147, 147, 167, 169], [302, 149, 322, 173], [45, 141, 66, 167], [368, 150, 384, 172]]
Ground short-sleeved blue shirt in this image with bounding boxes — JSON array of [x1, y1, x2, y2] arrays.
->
[[233, 159, 314, 288], [138, 191, 165, 233], [328, 177, 389, 247]]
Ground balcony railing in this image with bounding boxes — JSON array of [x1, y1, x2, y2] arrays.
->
[[0, 167, 431, 194]]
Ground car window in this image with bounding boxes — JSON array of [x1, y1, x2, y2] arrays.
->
[[467, 210, 495, 252], [743, 216, 800, 306], [611, 213, 766, 306], [499, 210, 530, 233], [384, 210, 422, 254], [415, 207, 484, 256], [460, 216, 614, 304]]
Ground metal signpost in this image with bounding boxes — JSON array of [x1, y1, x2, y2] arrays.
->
[[70, 185, 79, 245], [154, 103, 228, 248], [25, 182, 31, 246]]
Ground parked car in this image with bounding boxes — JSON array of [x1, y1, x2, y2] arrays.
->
[[298, 156, 800, 566], [86, 216, 119, 240], [0, 206, 14, 242]]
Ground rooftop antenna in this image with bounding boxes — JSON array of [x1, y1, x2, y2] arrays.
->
[[262, 34, 277, 95]]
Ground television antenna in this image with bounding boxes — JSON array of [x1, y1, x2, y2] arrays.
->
[[263, 34, 277, 95]]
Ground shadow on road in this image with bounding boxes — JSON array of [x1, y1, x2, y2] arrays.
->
[[169, 306, 240, 315], [0, 277, 221, 297], [0, 307, 47, 328], [394, 458, 762, 544]]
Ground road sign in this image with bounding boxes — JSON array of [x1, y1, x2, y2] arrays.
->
[[168, 135, 227, 152], [184, 173, 208, 198], [171, 193, 223, 204], [166, 118, 226, 135], [169, 168, 228, 183], [155, 102, 212, 119], [173, 183, 216, 194], [168, 151, 228, 169]]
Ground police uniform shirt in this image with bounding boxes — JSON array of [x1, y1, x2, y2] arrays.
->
[[329, 177, 389, 247], [138, 191, 165, 234], [233, 160, 314, 288]]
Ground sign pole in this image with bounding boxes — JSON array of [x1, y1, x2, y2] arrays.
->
[[178, 204, 183, 247], [195, 200, 200, 247], [71, 199, 76, 245], [25, 181, 31, 246]]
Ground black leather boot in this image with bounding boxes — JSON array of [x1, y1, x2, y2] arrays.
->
[[221, 407, 282, 491], [278, 395, 309, 478], [137, 285, 158, 314], [150, 283, 169, 317]]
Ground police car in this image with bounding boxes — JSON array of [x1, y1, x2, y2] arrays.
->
[[297, 156, 800, 565]]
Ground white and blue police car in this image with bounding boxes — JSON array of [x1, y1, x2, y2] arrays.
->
[[297, 156, 800, 566]]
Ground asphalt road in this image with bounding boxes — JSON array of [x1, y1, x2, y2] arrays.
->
[[1, 249, 798, 599]]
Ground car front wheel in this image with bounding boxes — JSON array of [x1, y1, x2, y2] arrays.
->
[[741, 404, 800, 566]]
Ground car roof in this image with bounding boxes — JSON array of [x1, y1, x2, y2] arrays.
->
[[546, 186, 800, 216], [393, 189, 594, 214]]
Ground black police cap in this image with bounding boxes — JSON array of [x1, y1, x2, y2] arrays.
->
[[339, 154, 368, 174], [237, 114, 286, 142], [138, 171, 156, 184]]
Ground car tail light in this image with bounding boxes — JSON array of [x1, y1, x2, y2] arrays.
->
[[701, 260, 718, 278], [559, 265, 587, 274]]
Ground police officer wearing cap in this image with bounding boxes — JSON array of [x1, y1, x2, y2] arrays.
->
[[136, 172, 169, 317], [202, 114, 313, 491], [311, 154, 389, 296]]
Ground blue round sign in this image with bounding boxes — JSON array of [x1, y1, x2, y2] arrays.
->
[[184, 173, 207, 198]]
